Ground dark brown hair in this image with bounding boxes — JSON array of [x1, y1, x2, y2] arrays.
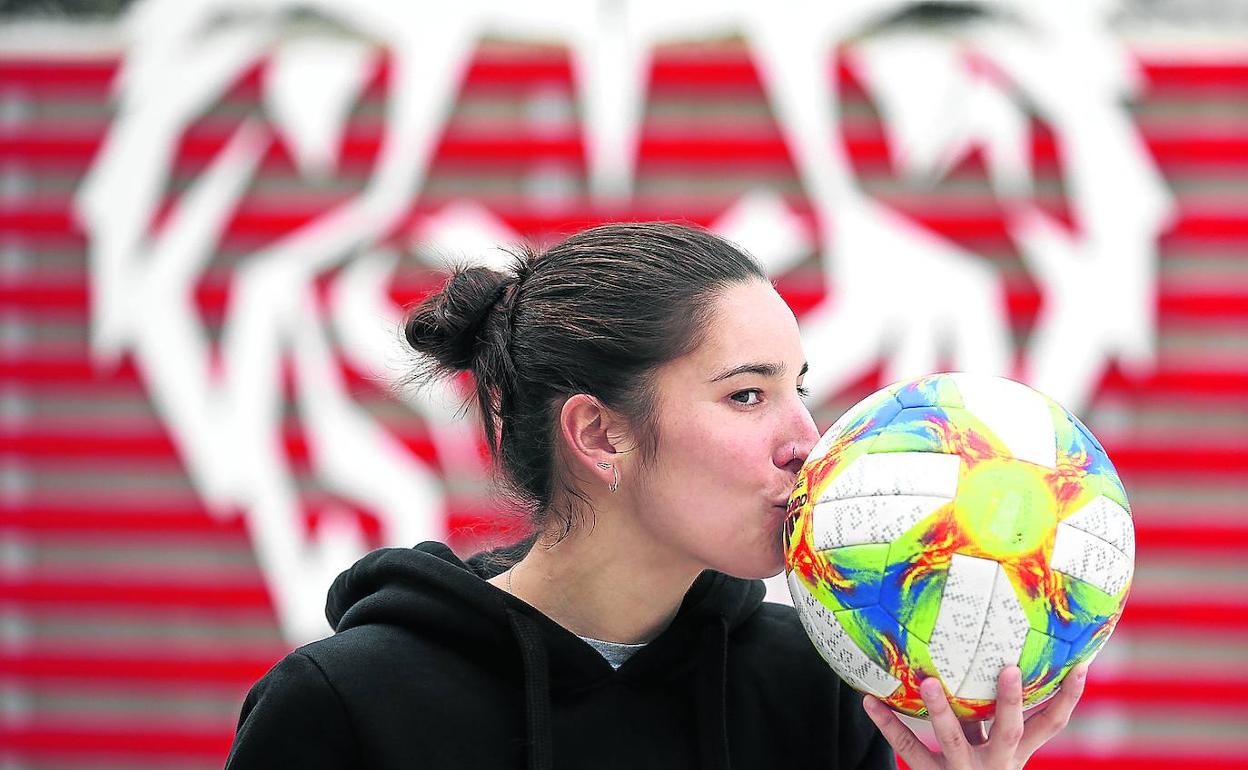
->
[[402, 222, 766, 545]]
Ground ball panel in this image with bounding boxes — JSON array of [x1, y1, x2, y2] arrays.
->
[[871, 405, 1013, 461], [877, 632, 935, 719], [878, 498, 965, 644], [834, 603, 918, 695], [1060, 495, 1135, 560], [867, 423, 950, 454], [880, 538, 948, 644], [1017, 627, 1074, 708], [1064, 610, 1118, 677], [812, 495, 952, 549], [810, 385, 904, 461], [928, 553, 1000, 694], [1095, 463, 1130, 513], [1071, 413, 1105, 453], [894, 372, 965, 408], [950, 373, 1058, 469], [1022, 677, 1063, 712], [946, 695, 995, 721], [817, 452, 961, 502], [816, 543, 890, 609], [1051, 522, 1134, 596], [953, 456, 1059, 559], [954, 564, 1031, 700], [1043, 569, 1127, 645], [872, 632, 994, 720], [1053, 406, 1124, 505], [787, 571, 902, 699]]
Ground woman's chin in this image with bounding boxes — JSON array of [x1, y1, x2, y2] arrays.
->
[[726, 542, 786, 581]]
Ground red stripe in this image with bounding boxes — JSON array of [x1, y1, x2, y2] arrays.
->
[[0, 723, 230, 759], [1014, 753, 1247, 770], [2, 421, 1244, 475], [3, 267, 1248, 324], [2, 572, 1240, 631], [0, 60, 120, 91], [7, 723, 1236, 765], [0, 506, 248, 541], [1098, 366, 1248, 398], [1103, 443, 1248, 476], [0, 575, 273, 612], [0, 648, 283, 687], [4, 122, 1248, 174], [1085, 671, 1245, 709], [2, 53, 1246, 96], [778, 282, 1248, 324], [1117, 599, 1248, 633], [1134, 520, 1248, 554], [1139, 61, 1248, 92], [0, 498, 517, 545], [0, 648, 1235, 712], [0, 423, 441, 467], [5, 351, 1247, 403], [0, 350, 391, 397], [4, 198, 1248, 251], [2, 501, 1243, 558]]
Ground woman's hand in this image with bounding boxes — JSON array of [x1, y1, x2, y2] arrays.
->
[[861, 663, 1088, 770]]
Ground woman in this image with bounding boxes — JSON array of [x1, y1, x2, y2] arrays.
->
[[224, 223, 1086, 770]]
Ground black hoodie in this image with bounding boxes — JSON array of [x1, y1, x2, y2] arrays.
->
[[224, 542, 895, 770]]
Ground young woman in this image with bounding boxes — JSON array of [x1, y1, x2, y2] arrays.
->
[[224, 223, 1085, 770]]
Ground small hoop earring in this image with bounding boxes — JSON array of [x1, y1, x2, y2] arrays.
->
[[596, 461, 620, 493]]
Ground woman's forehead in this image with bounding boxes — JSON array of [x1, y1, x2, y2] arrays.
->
[[687, 282, 805, 375]]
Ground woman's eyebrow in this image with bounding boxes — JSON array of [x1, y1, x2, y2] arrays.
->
[[707, 361, 810, 383], [708, 362, 782, 382], [709, 361, 808, 382]]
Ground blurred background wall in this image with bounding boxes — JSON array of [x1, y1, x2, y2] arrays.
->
[[0, 0, 1245, 768]]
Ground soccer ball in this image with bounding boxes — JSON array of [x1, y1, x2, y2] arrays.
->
[[784, 372, 1133, 720]]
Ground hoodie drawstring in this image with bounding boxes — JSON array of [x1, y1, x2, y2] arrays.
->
[[507, 608, 554, 770], [696, 616, 732, 770]]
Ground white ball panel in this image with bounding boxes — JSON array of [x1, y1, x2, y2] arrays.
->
[[1051, 523, 1134, 595], [788, 572, 901, 698], [817, 452, 961, 503], [928, 554, 998, 693], [955, 564, 1030, 700], [812, 495, 951, 549], [1061, 496, 1135, 561], [950, 374, 1057, 469]]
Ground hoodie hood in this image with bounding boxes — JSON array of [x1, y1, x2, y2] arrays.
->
[[325, 541, 767, 770]]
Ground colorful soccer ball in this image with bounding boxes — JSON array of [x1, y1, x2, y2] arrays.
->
[[784, 372, 1133, 720]]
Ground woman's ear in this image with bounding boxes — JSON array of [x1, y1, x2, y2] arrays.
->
[[558, 394, 627, 482]]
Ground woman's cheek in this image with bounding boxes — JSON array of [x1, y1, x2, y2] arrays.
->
[[711, 435, 763, 487], [665, 405, 761, 489]]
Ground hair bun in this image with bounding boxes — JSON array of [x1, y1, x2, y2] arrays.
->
[[403, 266, 513, 372]]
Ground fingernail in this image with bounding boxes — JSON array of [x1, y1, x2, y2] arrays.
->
[[1077, 664, 1089, 681]]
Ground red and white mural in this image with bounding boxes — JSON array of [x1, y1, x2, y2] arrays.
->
[[0, 0, 1245, 767]]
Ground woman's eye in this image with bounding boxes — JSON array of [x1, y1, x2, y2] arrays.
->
[[730, 390, 762, 406], [797, 385, 811, 400]]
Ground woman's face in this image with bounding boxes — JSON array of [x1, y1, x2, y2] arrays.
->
[[627, 280, 820, 579]]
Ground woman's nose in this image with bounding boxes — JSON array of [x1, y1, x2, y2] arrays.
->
[[777, 402, 821, 474]]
